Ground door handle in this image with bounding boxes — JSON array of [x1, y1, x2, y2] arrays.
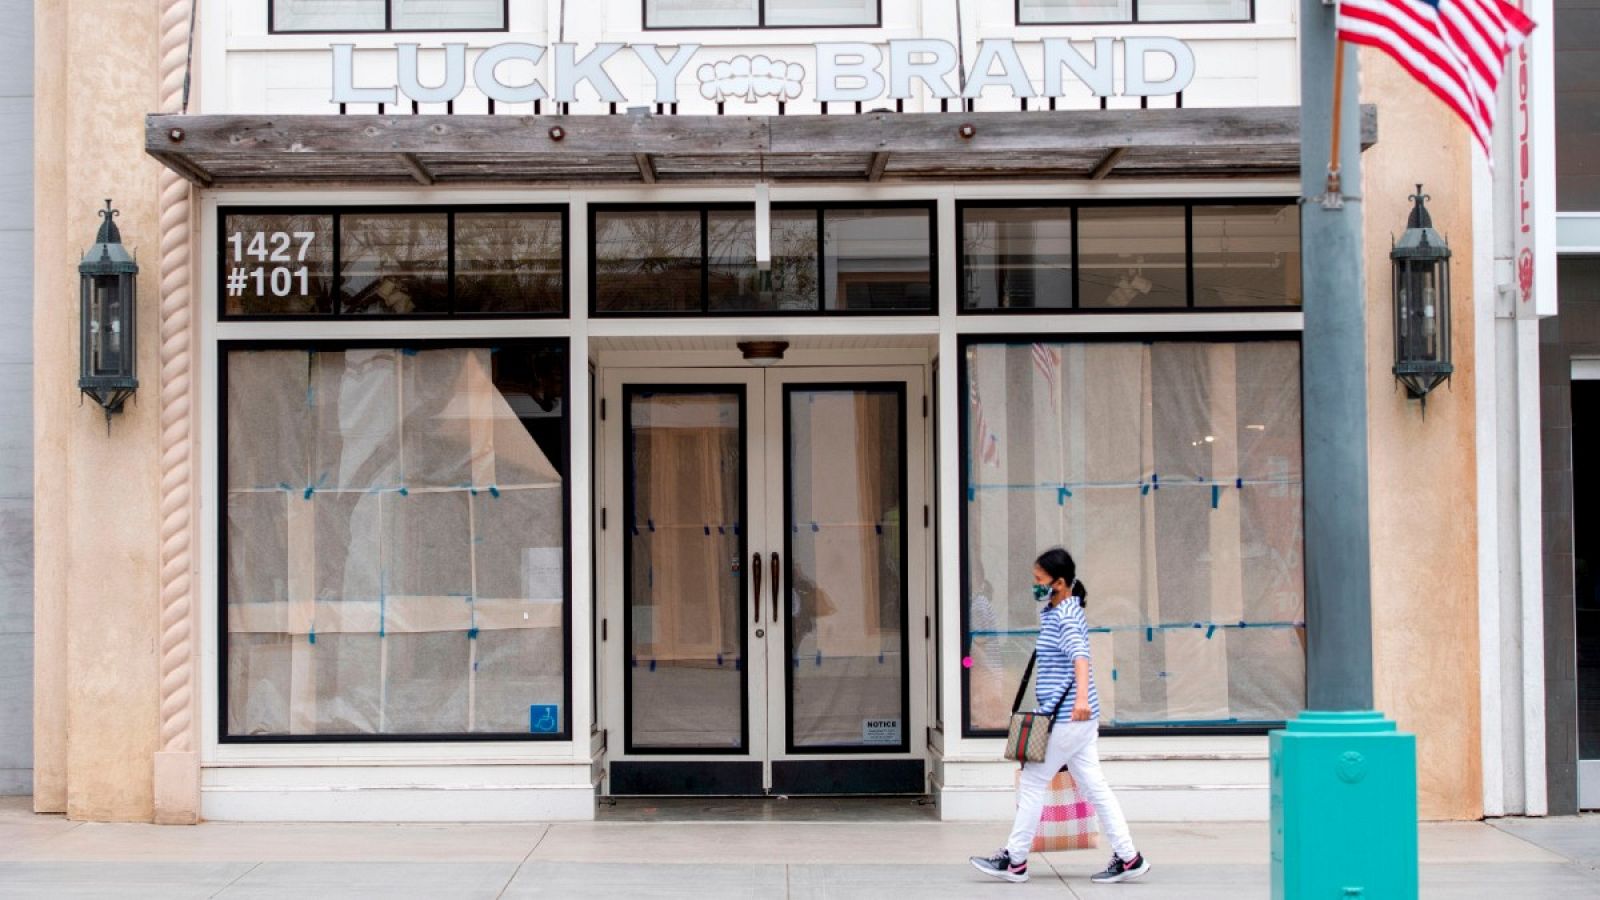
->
[[770, 551, 781, 624], [752, 552, 763, 623]]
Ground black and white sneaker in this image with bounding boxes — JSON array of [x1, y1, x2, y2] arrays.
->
[[1090, 852, 1150, 883], [969, 848, 1029, 883]]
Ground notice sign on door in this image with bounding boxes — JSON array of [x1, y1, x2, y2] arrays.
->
[[862, 718, 901, 745]]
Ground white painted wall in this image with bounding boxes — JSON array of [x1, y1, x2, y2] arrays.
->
[[0, 0, 31, 797], [205, 0, 1300, 115]]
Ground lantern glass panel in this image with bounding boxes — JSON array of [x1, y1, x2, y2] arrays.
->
[[91, 274, 128, 377], [1397, 261, 1444, 364]]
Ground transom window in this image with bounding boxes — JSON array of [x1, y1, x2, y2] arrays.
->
[[219, 207, 566, 318], [589, 203, 935, 315], [270, 0, 507, 33], [1017, 0, 1251, 24], [645, 0, 879, 29], [959, 201, 1300, 312]]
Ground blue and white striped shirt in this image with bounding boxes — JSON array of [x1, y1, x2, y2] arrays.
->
[[1035, 598, 1101, 721]]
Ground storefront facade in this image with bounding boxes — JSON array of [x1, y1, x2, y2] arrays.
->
[[32, 0, 1490, 824]]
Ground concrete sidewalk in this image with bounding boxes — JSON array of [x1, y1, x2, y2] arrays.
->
[[1, 797, 1596, 898]]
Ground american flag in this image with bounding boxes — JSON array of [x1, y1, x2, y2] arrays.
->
[[1031, 343, 1060, 396], [1336, 0, 1534, 156], [969, 374, 1001, 468]]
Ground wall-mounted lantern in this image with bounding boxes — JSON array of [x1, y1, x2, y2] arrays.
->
[[1391, 186, 1453, 405], [79, 200, 139, 426]]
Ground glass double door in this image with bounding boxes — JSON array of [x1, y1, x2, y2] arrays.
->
[[602, 366, 927, 796]]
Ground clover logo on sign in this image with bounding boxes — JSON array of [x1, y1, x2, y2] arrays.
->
[[697, 55, 806, 103]]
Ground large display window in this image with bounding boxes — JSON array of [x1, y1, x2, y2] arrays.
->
[[220, 341, 570, 741], [960, 337, 1305, 735]]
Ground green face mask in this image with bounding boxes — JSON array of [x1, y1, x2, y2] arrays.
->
[[1032, 583, 1052, 601]]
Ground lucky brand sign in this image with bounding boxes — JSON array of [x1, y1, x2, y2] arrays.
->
[[330, 38, 1197, 107]]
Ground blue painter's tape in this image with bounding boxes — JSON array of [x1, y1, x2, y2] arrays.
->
[[877, 651, 884, 664], [734, 523, 741, 535], [469, 487, 479, 496], [704, 525, 711, 536], [467, 627, 479, 639], [1145, 627, 1154, 642], [875, 523, 882, 535], [716, 653, 724, 666], [488, 486, 500, 498], [648, 518, 655, 532], [649, 658, 657, 672], [1140, 481, 1150, 496], [529, 704, 559, 734], [400, 347, 419, 357], [398, 487, 408, 496], [735, 656, 742, 671], [308, 629, 316, 645], [811, 522, 819, 533], [1152, 473, 1160, 490], [814, 650, 822, 666], [1211, 485, 1220, 509], [303, 486, 315, 500], [718, 525, 725, 534], [1235, 477, 1243, 489], [1206, 624, 1217, 639], [1238, 620, 1249, 629], [1057, 486, 1071, 505], [1112, 669, 1118, 682], [967, 486, 977, 502]]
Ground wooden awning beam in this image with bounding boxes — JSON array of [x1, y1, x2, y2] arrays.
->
[[145, 106, 1378, 187], [1089, 147, 1128, 180], [635, 152, 657, 183], [867, 151, 891, 182]]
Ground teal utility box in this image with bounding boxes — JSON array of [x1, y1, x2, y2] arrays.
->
[[1270, 710, 1418, 899]]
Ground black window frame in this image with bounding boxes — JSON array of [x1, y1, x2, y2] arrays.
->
[[268, 0, 512, 34], [642, 0, 882, 30], [1013, 0, 1253, 26], [217, 336, 574, 745], [955, 331, 1306, 739], [620, 384, 753, 756], [956, 198, 1300, 315], [218, 205, 570, 321], [588, 201, 938, 318]]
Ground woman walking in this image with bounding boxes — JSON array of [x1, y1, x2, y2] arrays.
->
[[969, 547, 1150, 885]]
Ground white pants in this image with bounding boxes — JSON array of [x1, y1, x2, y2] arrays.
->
[[1005, 720, 1136, 862]]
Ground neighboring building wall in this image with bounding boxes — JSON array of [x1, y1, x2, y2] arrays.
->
[[33, 0, 164, 819], [1539, 259, 1600, 816], [0, 0, 33, 797], [1540, 0, 1600, 816], [1360, 49, 1486, 820]]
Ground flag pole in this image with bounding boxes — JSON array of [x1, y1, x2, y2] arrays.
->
[[1325, 35, 1346, 208]]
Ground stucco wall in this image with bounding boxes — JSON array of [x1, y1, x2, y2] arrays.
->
[[0, 0, 33, 797], [33, 0, 163, 819], [1360, 49, 1485, 821]]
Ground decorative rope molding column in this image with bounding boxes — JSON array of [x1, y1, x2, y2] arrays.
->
[[153, 0, 200, 826]]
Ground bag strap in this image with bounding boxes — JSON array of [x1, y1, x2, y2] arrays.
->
[[1009, 652, 1037, 714], [1013, 652, 1074, 720]]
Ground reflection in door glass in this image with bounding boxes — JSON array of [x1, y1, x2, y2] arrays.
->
[[786, 387, 906, 748], [626, 390, 746, 750]]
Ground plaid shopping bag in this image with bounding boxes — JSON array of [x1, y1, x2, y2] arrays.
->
[[1016, 767, 1100, 852]]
